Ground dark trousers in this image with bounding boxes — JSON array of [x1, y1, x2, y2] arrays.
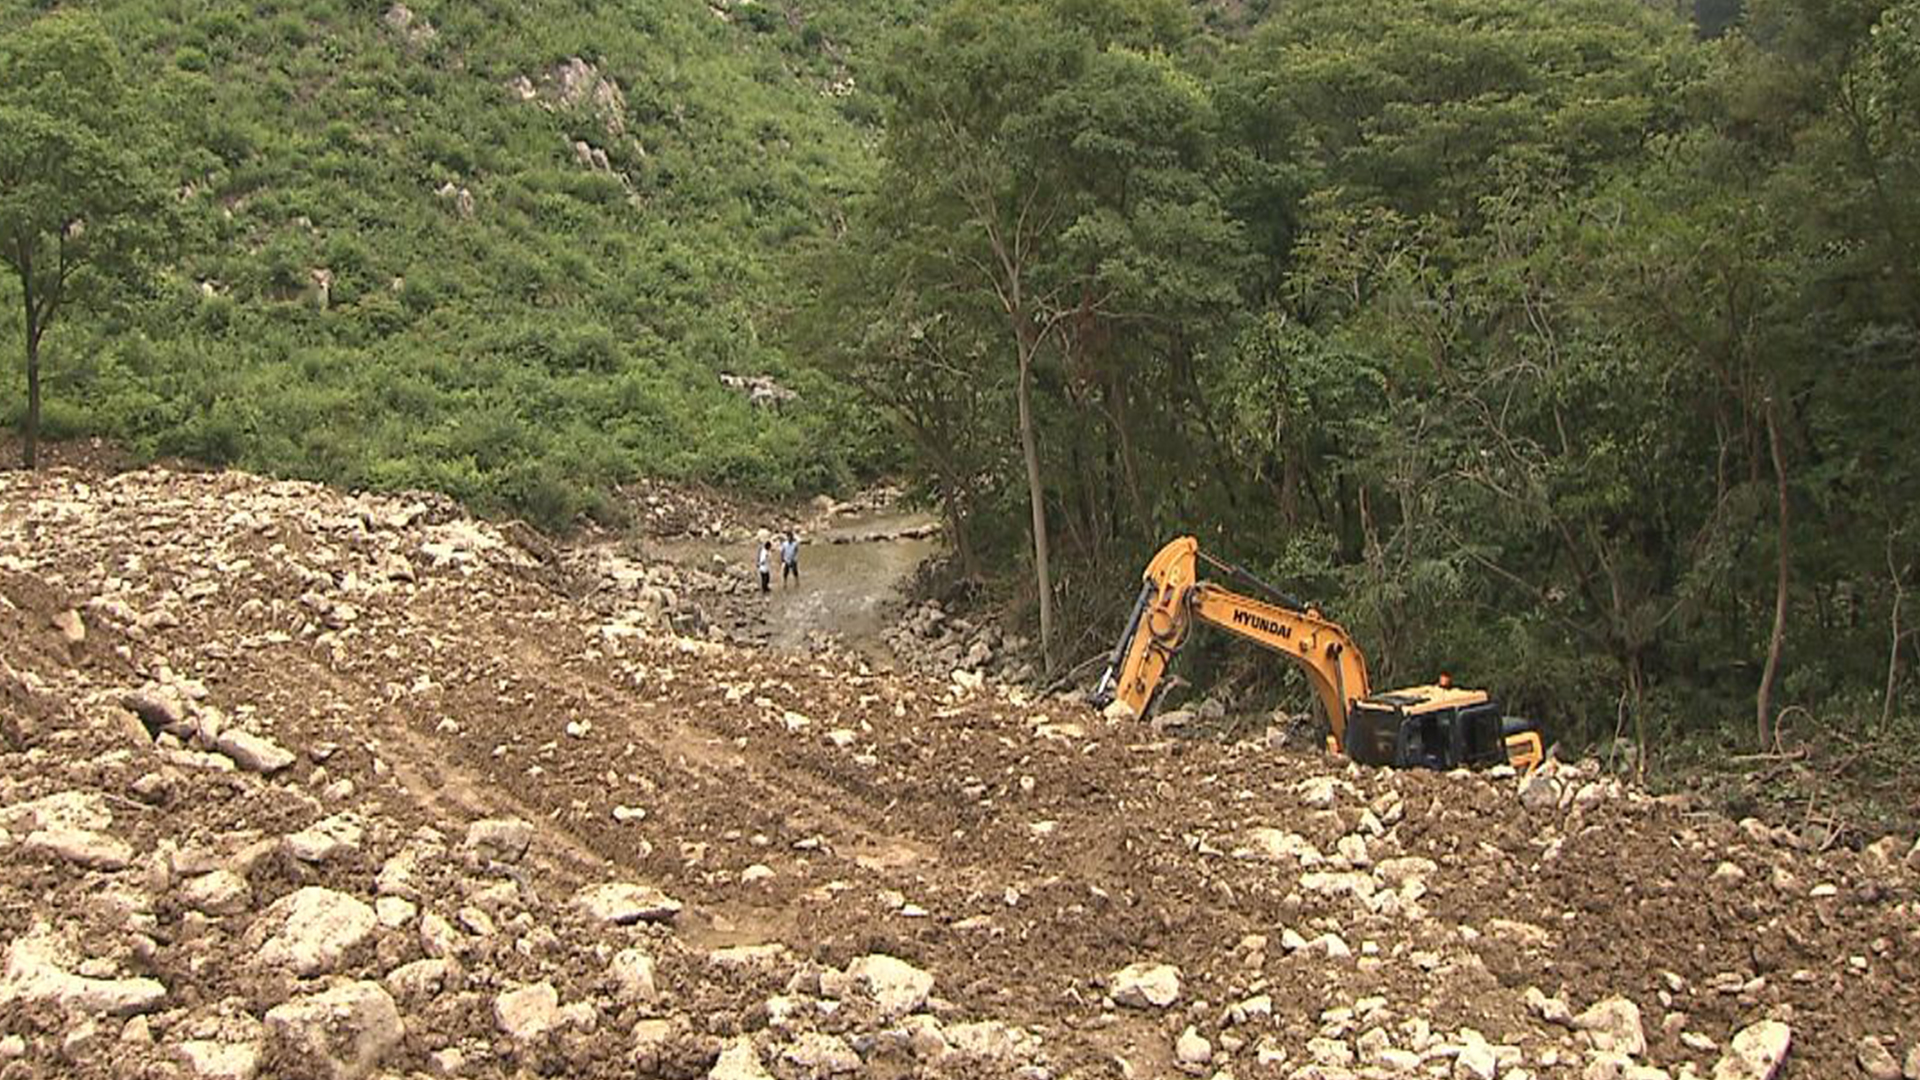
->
[[783, 562, 798, 584], [759, 570, 770, 593]]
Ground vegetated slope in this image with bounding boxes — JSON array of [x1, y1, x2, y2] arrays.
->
[[0, 460, 1915, 1079], [1, 0, 927, 523]]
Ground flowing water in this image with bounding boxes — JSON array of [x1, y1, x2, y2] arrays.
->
[[649, 508, 941, 653]]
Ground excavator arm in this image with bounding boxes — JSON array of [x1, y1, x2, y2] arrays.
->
[[1089, 537, 1373, 752]]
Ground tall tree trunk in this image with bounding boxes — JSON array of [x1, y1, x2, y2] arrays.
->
[[1755, 398, 1790, 748], [1629, 650, 1647, 782], [1016, 347, 1055, 675], [1885, 535, 1906, 728], [936, 470, 981, 581], [21, 271, 39, 470]]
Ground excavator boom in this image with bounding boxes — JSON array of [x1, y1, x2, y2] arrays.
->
[[1089, 537, 1371, 752]]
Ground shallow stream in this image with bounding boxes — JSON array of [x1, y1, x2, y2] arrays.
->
[[649, 507, 941, 652]]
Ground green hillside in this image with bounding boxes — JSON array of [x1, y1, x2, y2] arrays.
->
[[2, 0, 924, 524]]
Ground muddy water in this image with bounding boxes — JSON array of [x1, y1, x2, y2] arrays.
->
[[652, 508, 940, 652]]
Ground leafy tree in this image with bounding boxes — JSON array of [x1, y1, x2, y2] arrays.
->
[[849, 0, 1247, 670], [0, 11, 178, 467]]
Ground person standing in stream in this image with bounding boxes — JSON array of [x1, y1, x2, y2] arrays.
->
[[781, 533, 800, 588], [757, 540, 772, 594]]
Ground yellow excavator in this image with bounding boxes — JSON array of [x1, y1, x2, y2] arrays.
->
[[1088, 536, 1543, 771]]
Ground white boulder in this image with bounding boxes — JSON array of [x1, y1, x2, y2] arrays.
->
[[253, 887, 376, 975], [1109, 962, 1181, 1009], [264, 980, 403, 1080]]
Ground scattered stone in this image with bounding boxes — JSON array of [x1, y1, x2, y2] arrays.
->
[[1110, 962, 1181, 1009], [374, 895, 416, 928], [1518, 771, 1560, 813], [1521, 989, 1571, 1030], [1304, 932, 1352, 959], [609, 949, 657, 1003], [253, 887, 376, 975], [0, 925, 165, 1015], [23, 826, 132, 870], [943, 1020, 1037, 1062], [130, 771, 175, 804], [1375, 856, 1436, 887], [1488, 918, 1553, 949], [0, 791, 111, 835], [284, 814, 364, 863], [179, 870, 251, 916], [176, 1039, 261, 1080], [710, 1035, 774, 1079], [1301, 775, 1361, 808], [52, 608, 86, 644], [1242, 828, 1322, 864], [709, 943, 787, 971], [1233, 994, 1274, 1023], [495, 981, 562, 1042], [574, 882, 683, 925], [464, 818, 533, 862], [375, 849, 424, 899], [122, 688, 186, 733], [1711, 1020, 1791, 1080], [845, 954, 934, 1019], [781, 1032, 860, 1076], [384, 958, 455, 1001], [419, 912, 462, 959], [1575, 996, 1647, 1056], [1307, 1037, 1355, 1067], [1456, 1042, 1498, 1080], [427, 1047, 467, 1077], [264, 980, 403, 1080], [213, 730, 295, 774], [1860, 1038, 1902, 1080], [64, 1019, 102, 1059], [1176, 1026, 1212, 1071]]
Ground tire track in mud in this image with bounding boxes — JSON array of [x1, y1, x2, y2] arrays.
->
[[386, 609, 951, 943]]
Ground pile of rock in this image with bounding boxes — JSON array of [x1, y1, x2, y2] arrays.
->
[[883, 600, 1037, 687], [118, 671, 299, 781], [569, 549, 717, 638], [1513, 756, 1633, 816]]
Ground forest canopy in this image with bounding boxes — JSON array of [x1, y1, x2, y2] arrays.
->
[[810, 0, 1920, 757]]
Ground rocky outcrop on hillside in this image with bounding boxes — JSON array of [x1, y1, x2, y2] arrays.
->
[[0, 464, 1915, 1080], [506, 57, 630, 140]]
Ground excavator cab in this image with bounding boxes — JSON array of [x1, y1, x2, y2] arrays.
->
[[1345, 687, 1543, 770]]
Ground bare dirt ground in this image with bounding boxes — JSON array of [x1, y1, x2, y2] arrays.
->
[[0, 463, 1915, 1080]]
